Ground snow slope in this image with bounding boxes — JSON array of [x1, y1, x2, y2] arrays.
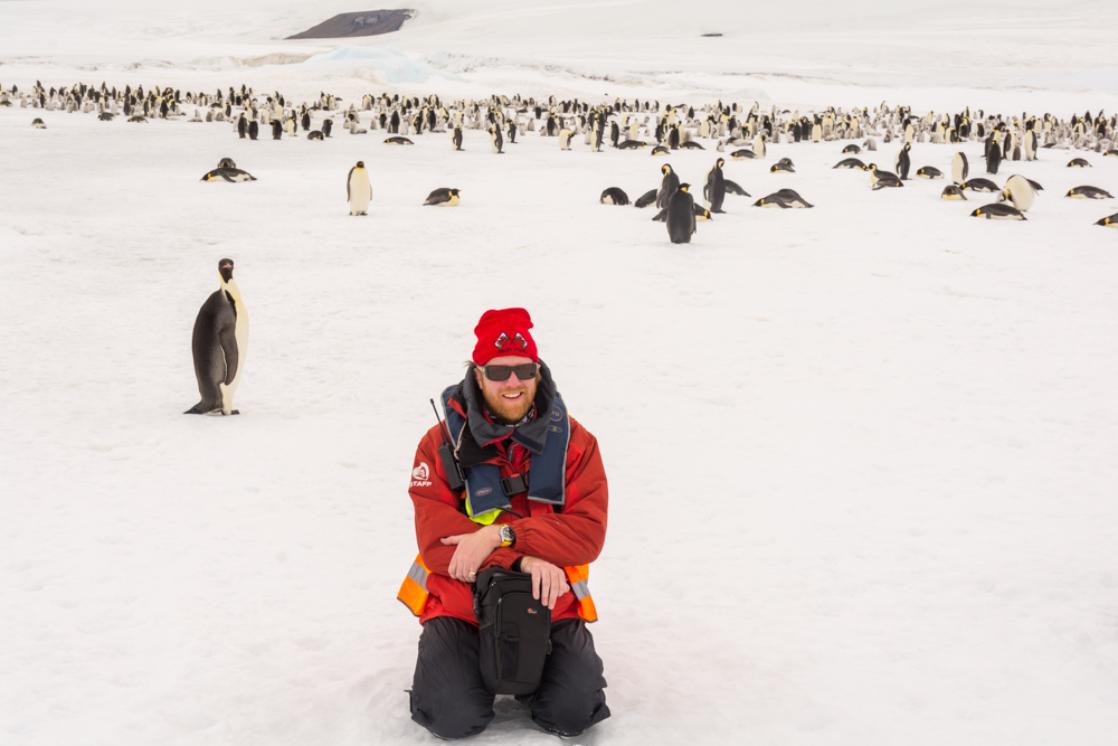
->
[[3, 3, 1118, 746]]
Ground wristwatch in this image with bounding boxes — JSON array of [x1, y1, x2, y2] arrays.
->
[[498, 524, 516, 548]]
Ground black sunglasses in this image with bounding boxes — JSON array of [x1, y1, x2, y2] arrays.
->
[[479, 362, 539, 382]]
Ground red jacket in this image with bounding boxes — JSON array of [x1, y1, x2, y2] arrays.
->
[[408, 397, 607, 625]]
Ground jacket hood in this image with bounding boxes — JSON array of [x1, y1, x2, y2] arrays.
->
[[444, 360, 560, 467]]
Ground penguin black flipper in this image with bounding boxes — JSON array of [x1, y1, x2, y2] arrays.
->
[[220, 322, 239, 386], [347, 166, 355, 200]]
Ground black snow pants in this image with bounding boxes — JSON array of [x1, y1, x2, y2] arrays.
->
[[409, 616, 611, 739]]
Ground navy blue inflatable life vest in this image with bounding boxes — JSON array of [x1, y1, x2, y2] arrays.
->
[[441, 387, 570, 524]]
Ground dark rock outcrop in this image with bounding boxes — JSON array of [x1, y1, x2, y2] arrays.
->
[[287, 10, 414, 40]]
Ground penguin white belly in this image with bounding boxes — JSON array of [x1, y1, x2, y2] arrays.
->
[[220, 295, 249, 415], [349, 176, 372, 215]]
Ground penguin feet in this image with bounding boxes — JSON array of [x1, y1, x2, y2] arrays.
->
[[185, 406, 224, 416]]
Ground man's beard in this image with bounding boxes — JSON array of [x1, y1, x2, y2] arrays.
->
[[484, 387, 535, 424]]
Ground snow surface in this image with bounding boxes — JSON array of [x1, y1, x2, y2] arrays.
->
[[3, 2, 1118, 746]]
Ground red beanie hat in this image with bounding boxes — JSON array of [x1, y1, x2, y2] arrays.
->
[[472, 308, 539, 365]]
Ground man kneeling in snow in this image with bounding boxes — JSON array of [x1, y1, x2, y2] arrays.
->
[[397, 307, 610, 739]]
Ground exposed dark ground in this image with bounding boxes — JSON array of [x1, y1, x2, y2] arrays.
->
[[287, 9, 413, 39]]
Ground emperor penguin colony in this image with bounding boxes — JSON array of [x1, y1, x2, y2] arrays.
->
[[8, 79, 1118, 418]]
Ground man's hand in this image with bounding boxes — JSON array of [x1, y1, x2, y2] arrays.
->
[[440, 525, 501, 582], [520, 556, 570, 610]]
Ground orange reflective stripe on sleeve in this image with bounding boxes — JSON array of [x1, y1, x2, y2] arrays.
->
[[397, 554, 431, 617], [563, 563, 598, 623]]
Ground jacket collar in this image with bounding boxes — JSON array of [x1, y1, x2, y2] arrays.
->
[[450, 361, 558, 466]]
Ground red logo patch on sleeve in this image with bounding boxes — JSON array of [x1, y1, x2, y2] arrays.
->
[[411, 462, 432, 487]]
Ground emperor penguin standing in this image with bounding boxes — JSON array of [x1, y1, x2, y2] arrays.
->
[[985, 133, 1002, 175], [704, 158, 727, 213], [666, 184, 696, 244], [752, 132, 766, 158], [1024, 127, 1037, 161], [951, 152, 969, 185], [185, 258, 249, 416], [347, 160, 372, 215], [895, 142, 911, 180], [656, 163, 680, 209]]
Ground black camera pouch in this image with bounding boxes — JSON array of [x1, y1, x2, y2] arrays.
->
[[473, 568, 552, 695]]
